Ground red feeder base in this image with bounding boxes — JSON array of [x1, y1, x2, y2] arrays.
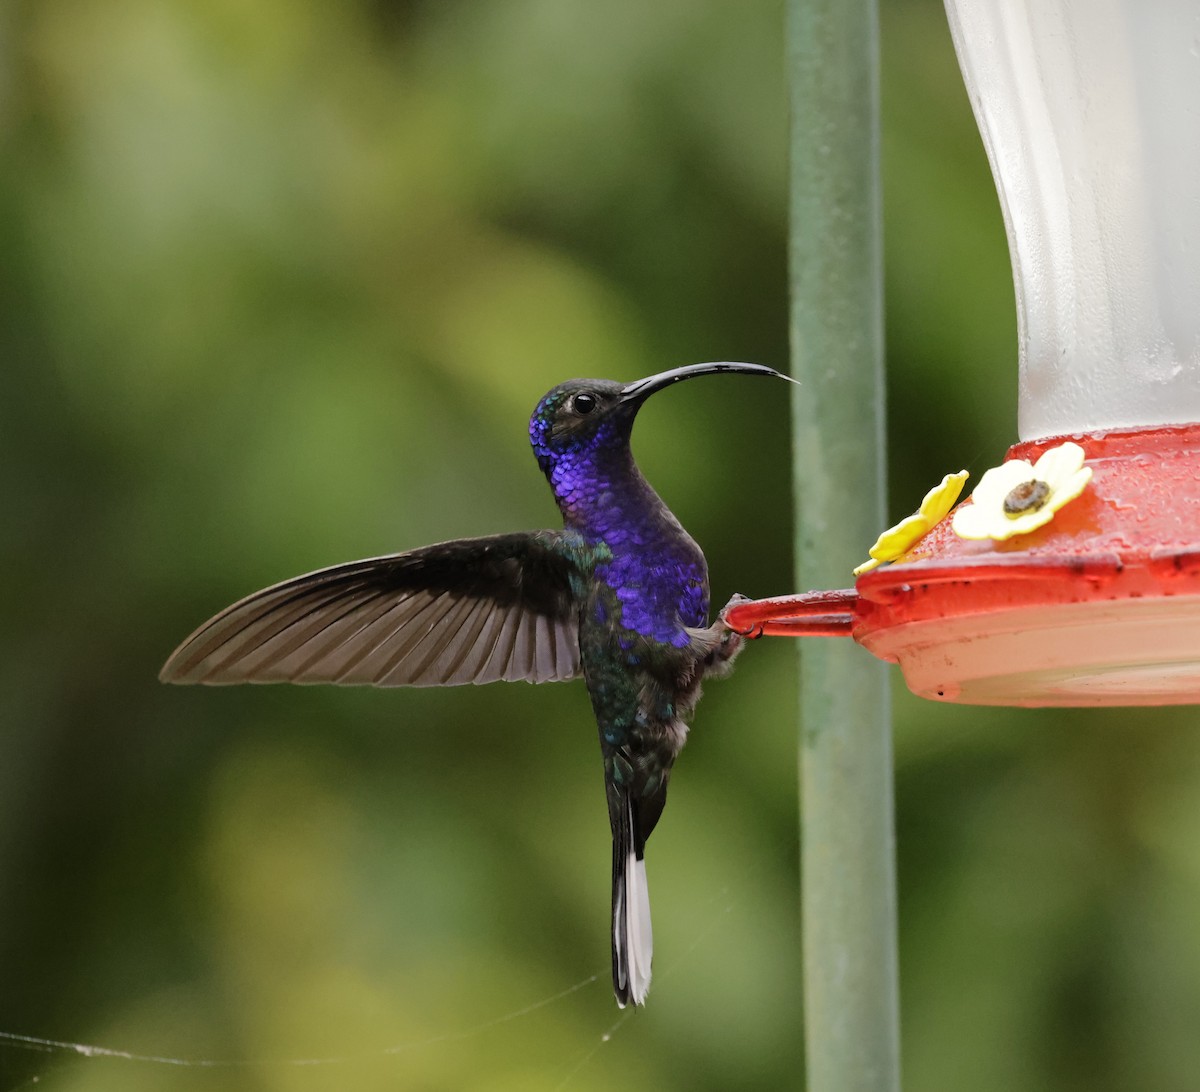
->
[[724, 424, 1200, 707]]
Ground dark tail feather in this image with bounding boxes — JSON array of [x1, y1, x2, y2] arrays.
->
[[611, 794, 653, 1007]]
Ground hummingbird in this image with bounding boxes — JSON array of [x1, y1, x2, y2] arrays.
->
[[160, 360, 790, 1006]]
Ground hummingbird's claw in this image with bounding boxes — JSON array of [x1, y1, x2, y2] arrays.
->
[[719, 593, 763, 638]]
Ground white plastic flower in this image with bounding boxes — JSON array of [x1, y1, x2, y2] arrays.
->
[[951, 441, 1092, 542], [854, 470, 969, 576]]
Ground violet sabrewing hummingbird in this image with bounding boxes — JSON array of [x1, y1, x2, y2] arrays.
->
[[160, 360, 791, 1007]]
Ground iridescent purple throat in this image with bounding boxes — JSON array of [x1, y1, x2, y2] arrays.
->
[[531, 418, 708, 647]]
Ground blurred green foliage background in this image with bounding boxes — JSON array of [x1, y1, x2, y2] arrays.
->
[[3, 1, 1200, 1089]]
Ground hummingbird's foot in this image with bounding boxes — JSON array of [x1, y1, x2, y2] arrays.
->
[[687, 605, 751, 679]]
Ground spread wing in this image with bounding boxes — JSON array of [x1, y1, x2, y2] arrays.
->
[[159, 532, 582, 687]]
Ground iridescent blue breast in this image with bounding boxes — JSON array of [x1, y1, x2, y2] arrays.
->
[[593, 519, 708, 647]]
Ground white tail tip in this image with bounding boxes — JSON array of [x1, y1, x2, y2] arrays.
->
[[624, 849, 653, 1004]]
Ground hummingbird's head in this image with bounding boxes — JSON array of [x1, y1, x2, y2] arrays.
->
[[528, 378, 629, 478], [528, 361, 793, 493]]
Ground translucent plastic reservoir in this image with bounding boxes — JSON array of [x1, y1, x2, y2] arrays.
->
[[944, 0, 1200, 440]]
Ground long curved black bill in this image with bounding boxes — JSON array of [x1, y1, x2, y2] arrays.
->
[[619, 361, 795, 403]]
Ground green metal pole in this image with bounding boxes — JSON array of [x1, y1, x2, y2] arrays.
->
[[788, 1, 901, 1090]]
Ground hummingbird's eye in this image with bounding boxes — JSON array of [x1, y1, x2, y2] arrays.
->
[[571, 392, 597, 415]]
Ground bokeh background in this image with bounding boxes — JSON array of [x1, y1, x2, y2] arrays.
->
[[3, 1, 1200, 1089]]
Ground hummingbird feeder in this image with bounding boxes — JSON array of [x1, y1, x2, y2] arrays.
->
[[727, 0, 1200, 707]]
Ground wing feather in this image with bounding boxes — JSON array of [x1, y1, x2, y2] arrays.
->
[[555, 621, 577, 679], [272, 590, 401, 681], [419, 596, 495, 686], [364, 593, 446, 684], [503, 605, 534, 682], [451, 599, 510, 684], [189, 582, 374, 681], [160, 533, 583, 687], [478, 602, 523, 685], [391, 593, 475, 687], [222, 587, 391, 683]]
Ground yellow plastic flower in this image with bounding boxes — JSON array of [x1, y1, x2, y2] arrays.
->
[[854, 470, 969, 576], [951, 441, 1092, 541]]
